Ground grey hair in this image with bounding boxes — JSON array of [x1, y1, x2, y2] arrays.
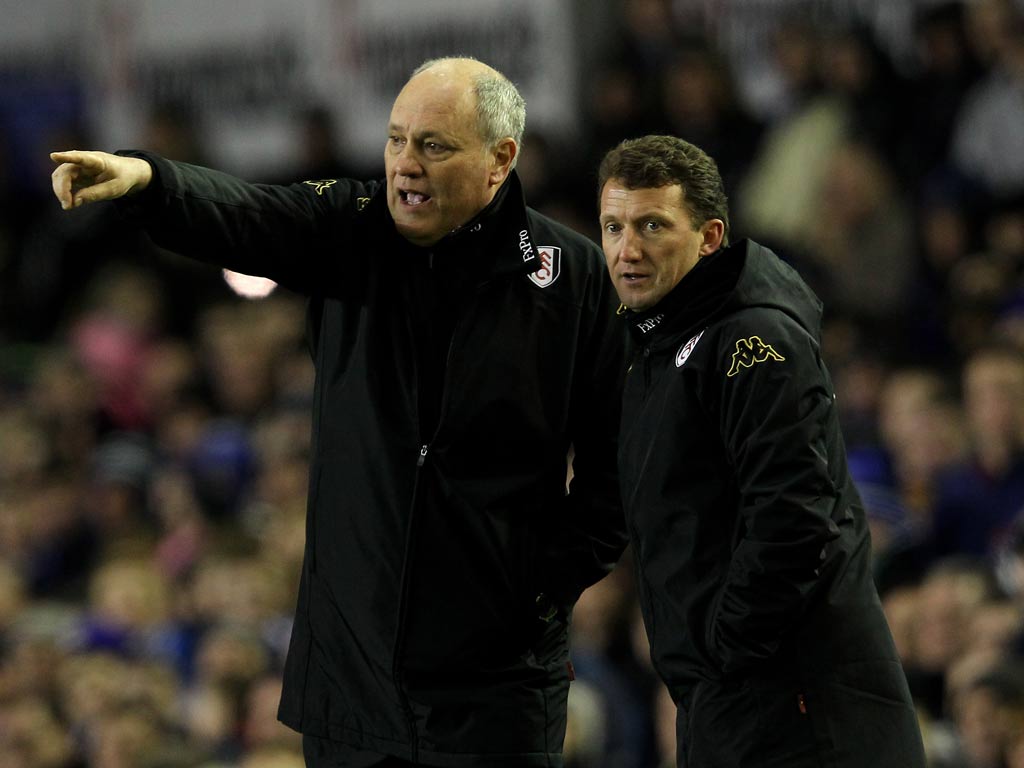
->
[[412, 56, 526, 168]]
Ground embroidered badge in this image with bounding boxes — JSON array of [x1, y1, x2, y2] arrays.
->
[[528, 246, 561, 288], [676, 329, 706, 367], [726, 336, 785, 377], [304, 179, 337, 195]]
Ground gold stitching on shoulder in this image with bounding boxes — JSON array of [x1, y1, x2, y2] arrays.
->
[[303, 179, 337, 195]]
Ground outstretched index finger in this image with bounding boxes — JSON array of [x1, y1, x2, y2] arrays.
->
[[50, 150, 106, 173]]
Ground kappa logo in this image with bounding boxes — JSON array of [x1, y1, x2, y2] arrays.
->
[[727, 336, 786, 377], [676, 329, 706, 367], [304, 179, 337, 196], [528, 246, 562, 288]]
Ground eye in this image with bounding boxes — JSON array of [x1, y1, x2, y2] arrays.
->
[[424, 141, 448, 154], [603, 222, 621, 234], [643, 220, 661, 232], [388, 135, 405, 150]]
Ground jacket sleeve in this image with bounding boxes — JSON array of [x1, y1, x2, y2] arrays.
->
[[114, 151, 372, 295], [544, 256, 630, 610], [707, 308, 842, 676]]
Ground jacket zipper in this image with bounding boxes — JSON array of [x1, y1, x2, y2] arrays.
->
[[392, 443, 429, 763], [390, 274, 490, 760], [390, 256, 444, 762]]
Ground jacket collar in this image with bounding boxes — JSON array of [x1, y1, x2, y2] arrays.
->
[[624, 239, 747, 347]]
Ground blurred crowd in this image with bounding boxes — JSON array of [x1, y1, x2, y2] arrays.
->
[[3, 0, 1024, 766]]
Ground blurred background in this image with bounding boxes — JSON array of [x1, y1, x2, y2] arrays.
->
[[3, 0, 1024, 766]]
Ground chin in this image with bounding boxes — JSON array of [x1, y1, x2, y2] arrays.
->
[[618, 291, 648, 312]]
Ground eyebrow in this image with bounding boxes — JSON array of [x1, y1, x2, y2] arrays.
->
[[387, 123, 459, 146]]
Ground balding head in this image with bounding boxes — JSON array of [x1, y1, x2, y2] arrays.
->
[[412, 56, 499, 80], [409, 57, 526, 167]]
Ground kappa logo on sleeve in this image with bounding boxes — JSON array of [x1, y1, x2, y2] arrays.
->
[[303, 179, 337, 195], [726, 335, 785, 377], [527, 246, 562, 288]]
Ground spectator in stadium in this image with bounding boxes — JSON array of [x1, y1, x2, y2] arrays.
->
[[806, 140, 916, 337], [597, 134, 925, 767], [907, 556, 1002, 718], [49, 56, 628, 767], [952, 1, 1024, 198], [876, 367, 966, 531], [655, 43, 764, 200], [948, 659, 1024, 768], [900, 1, 983, 188], [931, 344, 1024, 560]]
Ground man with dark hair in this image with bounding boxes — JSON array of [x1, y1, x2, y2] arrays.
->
[[598, 135, 926, 767], [51, 57, 628, 767]]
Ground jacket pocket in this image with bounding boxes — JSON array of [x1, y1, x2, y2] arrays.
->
[[686, 677, 822, 768], [814, 660, 925, 767]]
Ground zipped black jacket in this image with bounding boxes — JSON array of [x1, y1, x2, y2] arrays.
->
[[621, 240, 924, 767], [118, 154, 628, 766]]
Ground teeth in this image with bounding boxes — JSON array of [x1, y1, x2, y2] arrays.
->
[[405, 192, 427, 205]]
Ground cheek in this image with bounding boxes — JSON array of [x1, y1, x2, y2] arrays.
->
[[456, 179, 491, 212]]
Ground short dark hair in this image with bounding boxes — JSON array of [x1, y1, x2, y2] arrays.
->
[[598, 135, 731, 245]]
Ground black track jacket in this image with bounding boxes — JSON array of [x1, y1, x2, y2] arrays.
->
[[118, 154, 628, 766], [620, 240, 925, 767]]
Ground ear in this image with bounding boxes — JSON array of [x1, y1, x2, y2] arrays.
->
[[489, 138, 517, 186], [698, 219, 726, 256]]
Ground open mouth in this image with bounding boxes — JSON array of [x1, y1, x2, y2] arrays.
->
[[399, 189, 432, 207], [622, 272, 648, 283]]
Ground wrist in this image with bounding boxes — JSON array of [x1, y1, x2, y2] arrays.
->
[[129, 157, 153, 194]]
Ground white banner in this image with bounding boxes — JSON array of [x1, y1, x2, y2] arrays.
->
[[82, 0, 319, 177], [66, 0, 577, 178], [310, 0, 578, 171]]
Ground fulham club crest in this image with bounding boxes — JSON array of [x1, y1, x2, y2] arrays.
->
[[676, 329, 705, 367], [528, 246, 561, 288]]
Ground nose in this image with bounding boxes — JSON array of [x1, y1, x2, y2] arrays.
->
[[619, 227, 643, 263], [392, 145, 424, 178]]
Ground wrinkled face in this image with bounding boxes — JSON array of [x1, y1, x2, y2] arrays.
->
[[600, 181, 718, 311], [385, 72, 505, 247]]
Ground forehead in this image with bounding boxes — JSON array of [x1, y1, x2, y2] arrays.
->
[[600, 182, 687, 216], [390, 73, 478, 137]]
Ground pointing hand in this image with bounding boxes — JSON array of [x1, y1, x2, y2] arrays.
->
[[50, 150, 153, 210]]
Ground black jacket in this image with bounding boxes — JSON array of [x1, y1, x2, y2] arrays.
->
[[620, 240, 924, 767], [120, 155, 628, 765]]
